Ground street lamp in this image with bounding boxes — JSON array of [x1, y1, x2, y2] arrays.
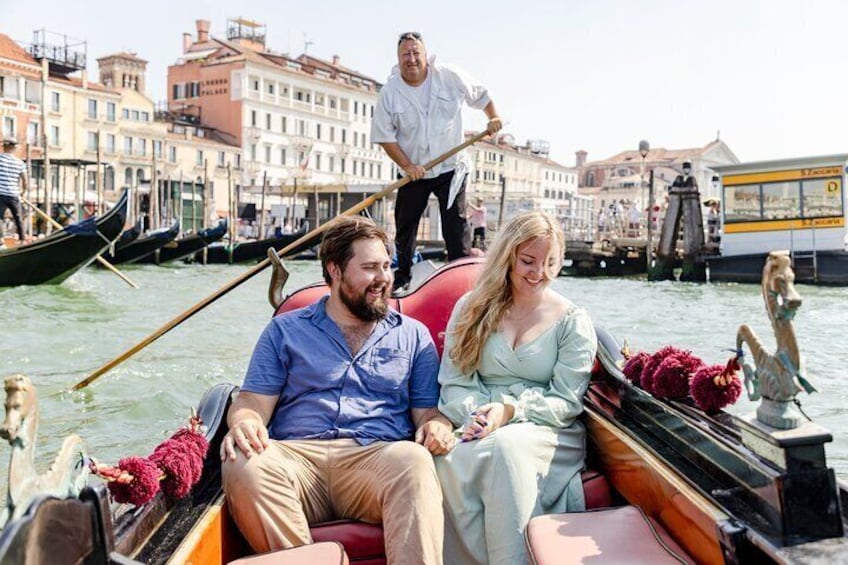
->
[[638, 140, 653, 272], [638, 140, 649, 212]]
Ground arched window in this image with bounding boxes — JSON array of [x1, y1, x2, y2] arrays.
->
[[136, 168, 145, 185], [587, 172, 595, 187], [124, 167, 133, 186], [104, 167, 115, 191]]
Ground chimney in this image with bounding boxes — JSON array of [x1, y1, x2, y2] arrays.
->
[[575, 149, 588, 168], [183, 32, 192, 54], [196, 19, 210, 42], [332, 55, 340, 66], [81, 69, 88, 90]]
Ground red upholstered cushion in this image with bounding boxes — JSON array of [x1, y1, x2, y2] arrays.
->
[[580, 468, 613, 509], [227, 541, 348, 565], [525, 505, 694, 565], [310, 521, 385, 564]]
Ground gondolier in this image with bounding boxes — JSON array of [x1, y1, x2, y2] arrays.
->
[[0, 139, 28, 247], [372, 32, 502, 291]]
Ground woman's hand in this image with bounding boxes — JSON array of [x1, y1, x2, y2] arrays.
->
[[460, 402, 515, 442]]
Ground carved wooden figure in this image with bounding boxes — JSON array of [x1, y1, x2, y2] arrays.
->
[[0, 374, 88, 527], [736, 251, 817, 429]]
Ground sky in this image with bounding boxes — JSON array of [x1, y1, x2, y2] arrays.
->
[[3, 0, 847, 167]]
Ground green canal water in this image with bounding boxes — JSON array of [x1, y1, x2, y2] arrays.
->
[[1, 261, 846, 488]]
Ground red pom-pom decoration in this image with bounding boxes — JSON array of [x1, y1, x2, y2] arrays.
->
[[107, 456, 162, 506], [91, 414, 210, 506], [691, 359, 743, 413], [150, 443, 198, 499], [167, 428, 209, 460], [651, 350, 704, 400], [623, 352, 650, 387], [640, 345, 682, 394]]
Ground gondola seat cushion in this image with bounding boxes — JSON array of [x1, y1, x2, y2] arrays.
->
[[307, 470, 613, 564], [228, 541, 348, 565], [525, 505, 694, 564]]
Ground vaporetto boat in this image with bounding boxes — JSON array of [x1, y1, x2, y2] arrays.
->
[[707, 154, 848, 285]]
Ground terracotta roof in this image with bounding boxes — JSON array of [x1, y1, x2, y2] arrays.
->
[[584, 140, 725, 167], [96, 51, 148, 64], [0, 33, 38, 67], [47, 72, 116, 93], [294, 54, 379, 84]]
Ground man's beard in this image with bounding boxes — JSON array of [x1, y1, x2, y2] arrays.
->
[[339, 276, 390, 322]]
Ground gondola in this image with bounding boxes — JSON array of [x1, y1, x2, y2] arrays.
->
[[0, 189, 129, 287], [1, 256, 846, 563], [135, 220, 228, 265], [100, 220, 181, 265], [196, 227, 317, 264]]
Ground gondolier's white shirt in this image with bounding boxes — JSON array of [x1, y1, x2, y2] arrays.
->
[[371, 57, 491, 180]]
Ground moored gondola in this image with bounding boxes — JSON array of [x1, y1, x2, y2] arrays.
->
[[0, 189, 129, 287], [135, 220, 228, 265], [197, 227, 318, 264], [100, 220, 181, 265], [1, 256, 846, 563]]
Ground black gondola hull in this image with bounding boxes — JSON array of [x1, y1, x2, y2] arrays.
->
[[0, 190, 129, 287], [101, 221, 181, 265], [136, 220, 228, 265]]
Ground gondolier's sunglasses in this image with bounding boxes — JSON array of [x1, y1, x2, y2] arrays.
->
[[398, 32, 423, 44]]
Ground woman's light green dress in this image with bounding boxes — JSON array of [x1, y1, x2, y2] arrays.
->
[[435, 294, 598, 565]]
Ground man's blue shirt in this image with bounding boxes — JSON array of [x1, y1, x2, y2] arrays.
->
[[242, 296, 440, 444]]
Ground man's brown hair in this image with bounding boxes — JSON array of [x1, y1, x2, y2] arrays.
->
[[320, 215, 391, 285]]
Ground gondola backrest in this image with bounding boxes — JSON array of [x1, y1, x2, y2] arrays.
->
[[273, 258, 486, 358]]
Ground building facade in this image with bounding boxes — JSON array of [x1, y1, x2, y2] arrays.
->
[[167, 18, 394, 224], [0, 31, 240, 235], [576, 139, 740, 239], [465, 133, 592, 240]]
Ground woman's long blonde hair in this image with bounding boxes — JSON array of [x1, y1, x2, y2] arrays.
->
[[449, 211, 565, 374]]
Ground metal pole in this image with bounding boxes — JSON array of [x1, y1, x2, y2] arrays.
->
[[202, 158, 208, 230], [646, 168, 654, 272], [497, 174, 507, 229], [96, 130, 103, 216], [259, 171, 268, 239], [151, 151, 159, 230]]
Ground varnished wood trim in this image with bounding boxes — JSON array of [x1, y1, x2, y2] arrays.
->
[[585, 406, 728, 564]]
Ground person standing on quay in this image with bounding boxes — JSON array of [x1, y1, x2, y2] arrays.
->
[[0, 139, 28, 247], [372, 32, 502, 291], [467, 197, 487, 250]]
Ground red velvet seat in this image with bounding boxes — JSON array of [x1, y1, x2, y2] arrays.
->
[[525, 505, 694, 565], [228, 541, 348, 565]]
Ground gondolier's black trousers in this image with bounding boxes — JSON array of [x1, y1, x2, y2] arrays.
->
[[394, 171, 470, 285], [0, 194, 24, 241]]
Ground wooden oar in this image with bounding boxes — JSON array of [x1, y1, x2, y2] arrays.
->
[[72, 130, 490, 390], [20, 196, 139, 289]]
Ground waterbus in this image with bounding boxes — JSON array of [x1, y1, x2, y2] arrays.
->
[[709, 154, 848, 284]]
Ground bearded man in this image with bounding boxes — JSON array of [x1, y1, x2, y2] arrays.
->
[[221, 215, 452, 564]]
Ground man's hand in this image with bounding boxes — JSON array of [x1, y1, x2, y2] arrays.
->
[[486, 116, 503, 136], [415, 419, 456, 455], [220, 417, 270, 461], [402, 163, 426, 182]]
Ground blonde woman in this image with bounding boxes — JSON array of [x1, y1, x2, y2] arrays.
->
[[435, 211, 597, 565]]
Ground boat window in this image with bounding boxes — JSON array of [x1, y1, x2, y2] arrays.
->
[[801, 177, 843, 218], [724, 184, 761, 223], [762, 181, 800, 220]]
